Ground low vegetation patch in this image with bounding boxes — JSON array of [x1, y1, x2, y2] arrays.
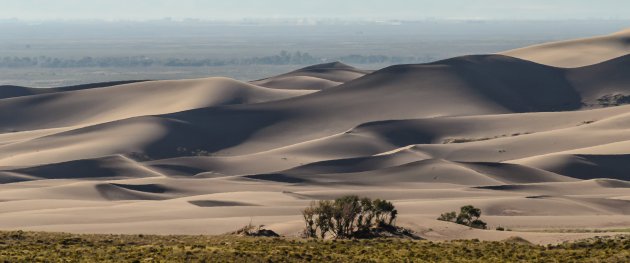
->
[[0, 231, 629, 262], [577, 120, 596, 126], [126, 152, 153, 161], [597, 93, 630, 107], [442, 132, 531, 144], [438, 205, 488, 229], [301, 195, 419, 239], [495, 226, 512, 231], [176, 147, 214, 157], [227, 223, 280, 237], [516, 228, 630, 233]]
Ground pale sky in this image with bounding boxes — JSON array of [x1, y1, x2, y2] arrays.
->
[[1, 0, 629, 21]]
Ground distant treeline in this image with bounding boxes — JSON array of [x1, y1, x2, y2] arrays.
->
[[0, 51, 435, 68]]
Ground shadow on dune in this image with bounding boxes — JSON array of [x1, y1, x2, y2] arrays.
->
[[557, 154, 630, 181], [0, 80, 148, 100], [442, 55, 582, 112], [148, 164, 208, 177], [94, 183, 173, 200], [522, 154, 630, 181], [8, 155, 160, 180], [188, 200, 258, 207], [244, 173, 311, 184], [109, 183, 172, 193], [252, 61, 371, 84], [140, 107, 290, 158]]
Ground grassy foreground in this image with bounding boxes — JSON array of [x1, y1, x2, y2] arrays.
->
[[0, 231, 629, 262]]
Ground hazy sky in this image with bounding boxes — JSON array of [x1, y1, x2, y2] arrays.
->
[[2, 0, 629, 21]]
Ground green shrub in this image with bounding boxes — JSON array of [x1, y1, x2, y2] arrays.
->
[[303, 195, 398, 239], [438, 205, 487, 229], [438, 211, 457, 222]]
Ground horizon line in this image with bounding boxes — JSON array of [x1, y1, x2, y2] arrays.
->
[[1, 17, 629, 23]]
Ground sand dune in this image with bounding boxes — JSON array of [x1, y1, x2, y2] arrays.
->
[[510, 154, 630, 181], [502, 28, 630, 67], [80, 54, 630, 157], [0, 77, 313, 132], [139, 105, 630, 180], [251, 61, 371, 85], [4, 54, 629, 159], [0, 81, 146, 100], [6, 155, 162, 181], [0, 85, 49, 100], [249, 158, 574, 186], [251, 75, 342, 90], [1, 30, 630, 244], [248, 62, 368, 92]]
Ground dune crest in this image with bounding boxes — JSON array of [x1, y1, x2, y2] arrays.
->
[[501, 28, 630, 67]]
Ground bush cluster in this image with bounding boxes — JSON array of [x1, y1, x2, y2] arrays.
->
[[301, 195, 397, 239], [438, 205, 487, 229]]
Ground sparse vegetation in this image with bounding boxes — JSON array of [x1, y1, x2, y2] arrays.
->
[[0, 231, 629, 262], [516, 228, 630, 233], [126, 152, 153, 161], [442, 137, 491, 144], [442, 132, 531, 144], [578, 120, 596, 126], [438, 205, 488, 229], [228, 222, 279, 237], [302, 196, 410, 239], [176, 147, 213, 156], [597, 94, 630, 107]]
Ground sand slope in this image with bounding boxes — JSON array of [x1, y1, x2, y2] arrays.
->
[[502, 29, 630, 67], [14, 53, 627, 160], [1, 30, 630, 244], [250, 61, 371, 90], [0, 77, 313, 132], [0, 81, 147, 100]]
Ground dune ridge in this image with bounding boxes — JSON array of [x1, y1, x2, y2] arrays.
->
[[501, 29, 630, 67]]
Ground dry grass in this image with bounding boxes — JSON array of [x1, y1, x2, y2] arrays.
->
[[515, 228, 630, 233], [0, 231, 629, 262]]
